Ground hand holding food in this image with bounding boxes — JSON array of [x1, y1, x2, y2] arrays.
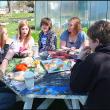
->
[[78, 46, 91, 60], [70, 47, 76, 51]]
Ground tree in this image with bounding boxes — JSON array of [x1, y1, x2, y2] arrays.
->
[[7, 1, 11, 13], [26, 1, 34, 8]]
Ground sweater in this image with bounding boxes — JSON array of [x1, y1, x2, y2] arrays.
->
[[70, 43, 110, 109]]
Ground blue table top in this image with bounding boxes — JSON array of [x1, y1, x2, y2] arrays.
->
[[3, 71, 73, 97]]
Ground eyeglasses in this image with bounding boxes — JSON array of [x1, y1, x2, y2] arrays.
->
[[68, 23, 74, 27]]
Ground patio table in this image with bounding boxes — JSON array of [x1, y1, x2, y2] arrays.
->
[[2, 58, 87, 110]]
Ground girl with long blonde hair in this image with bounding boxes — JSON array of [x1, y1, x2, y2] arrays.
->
[[13, 20, 34, 57]]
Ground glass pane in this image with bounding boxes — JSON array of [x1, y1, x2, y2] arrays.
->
[[107, 1, 110, 20], [61, 1, 78, 31], [47, 1, 61, 32], [35, 1, 48, 30], [60, 1, 89, 30], [0, 1, 7, 8], [78, 1, 89, 27], [89, 1, 107, 24], [35, 1, 109, 30]]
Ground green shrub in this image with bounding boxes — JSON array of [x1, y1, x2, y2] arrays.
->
[[32, 31, 40, 43], [83, 27, 88, 33]]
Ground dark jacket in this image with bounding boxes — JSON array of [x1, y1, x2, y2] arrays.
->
[[0, 44, 9, 64], [70, 44, 110, 109], [38, 30, 57, 52]]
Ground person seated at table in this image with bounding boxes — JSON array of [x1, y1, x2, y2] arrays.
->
[[0, 25, 14, 64], [12, 20, 35, 57], [0, 20, 35, 73], [38, 17, 57, 52], [60, 17, 88, 52], [0, 25, 13, 74], [0, 26, 16, 109], [70, 20, 110, 109]]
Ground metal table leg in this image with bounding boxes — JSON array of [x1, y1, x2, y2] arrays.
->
[[37, 99, 55, 110], [23, 97, 34, 110]]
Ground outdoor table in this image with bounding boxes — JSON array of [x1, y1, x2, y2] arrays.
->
[[2, 57, 87, 110]]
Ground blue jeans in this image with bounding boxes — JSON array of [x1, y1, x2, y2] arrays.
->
[[0, 82, 16, 109], [0, 93, 16, 109]]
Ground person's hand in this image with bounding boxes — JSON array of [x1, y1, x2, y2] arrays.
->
[[5, 49, 14, 60], [7, 73, 14, 79], [78, 46, 91, 60], [70, 47, 76, 51], [19, 50, 29, 57]]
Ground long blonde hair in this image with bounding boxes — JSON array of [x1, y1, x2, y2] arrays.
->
[[17, 20, 31, 46], [0, 25, 7, 48]]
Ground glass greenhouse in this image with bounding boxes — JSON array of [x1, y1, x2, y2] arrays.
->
[[35, 1, 110, 32]]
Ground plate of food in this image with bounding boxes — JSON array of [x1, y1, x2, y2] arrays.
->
[[7, 66, 46, 82], [6, 58, 47, 81], [6, 71, 25, 81], [6, 58, 22, 73], [20, 57, 34, 67], [41, 58, 72, 73]]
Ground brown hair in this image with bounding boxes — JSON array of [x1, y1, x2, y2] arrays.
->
[[40, 17, 52, 30], [0, 25, 7, 48], [87, 20, 110, 44], [68, 17, 82, 34], [17, 20, 31, 45]]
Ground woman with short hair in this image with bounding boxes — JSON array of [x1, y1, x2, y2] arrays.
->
[[70, 20, 110, 109]]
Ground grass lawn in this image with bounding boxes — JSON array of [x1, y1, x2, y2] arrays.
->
[[0, 12, 34, 22]]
